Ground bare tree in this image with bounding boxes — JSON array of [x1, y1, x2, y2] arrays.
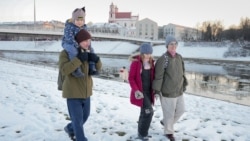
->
[[223, 25, 240, 41], [212, 21, 224, 41], [199, 20, 224, 41], [239, 17, 250, 41]]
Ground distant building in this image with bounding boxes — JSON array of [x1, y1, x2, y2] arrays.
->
[[163, 23, 201, 41], [87, 22, 125, 35], [108, 2, 139, 37], [136, 18, 158, 40]]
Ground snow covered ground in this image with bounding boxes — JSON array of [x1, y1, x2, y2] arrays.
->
[[0, 60, 250, 141], [0, 41, 250, 141]]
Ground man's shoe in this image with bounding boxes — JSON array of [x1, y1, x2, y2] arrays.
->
[[160, 120, 164, 126], [64, 126, 75, 140], [165, 134, 175, 141]]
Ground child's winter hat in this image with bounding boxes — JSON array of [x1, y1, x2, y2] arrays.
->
[[72, 7, 86, 22], [75, 29, 91, 44], [140, 43, 153, 54], [165, 35, 178, 47]]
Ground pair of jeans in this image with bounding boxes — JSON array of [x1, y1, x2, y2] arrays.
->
[[66, 97, 90, 141], [138, 91, 154, 137]]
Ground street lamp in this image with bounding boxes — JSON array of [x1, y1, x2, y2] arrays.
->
[[34, 0, 36, 31], [34, 0, 37, 45]]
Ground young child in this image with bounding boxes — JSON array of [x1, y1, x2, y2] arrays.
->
[[119, 66, 128, 82], [62, 7, 97, 77]]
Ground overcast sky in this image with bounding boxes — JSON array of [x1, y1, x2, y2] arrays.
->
[[0, 0, 249, 28]]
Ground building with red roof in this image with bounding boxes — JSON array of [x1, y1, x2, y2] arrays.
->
[[108, 2, 139, 37]]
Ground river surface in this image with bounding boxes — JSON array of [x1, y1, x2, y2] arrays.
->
[[1, 51, 250, 106]]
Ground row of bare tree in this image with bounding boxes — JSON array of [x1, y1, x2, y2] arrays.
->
[[197, 17, 250, 41]]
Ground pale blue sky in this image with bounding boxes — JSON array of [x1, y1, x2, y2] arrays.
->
[[0, 0, 249, 28]]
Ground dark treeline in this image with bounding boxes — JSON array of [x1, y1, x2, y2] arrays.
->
[[197, 17, 250, 41]]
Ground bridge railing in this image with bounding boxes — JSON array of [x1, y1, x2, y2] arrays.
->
[[0, 25, 64, 32]]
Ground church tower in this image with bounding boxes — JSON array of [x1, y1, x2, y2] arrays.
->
[[109, 2, 116, 23]]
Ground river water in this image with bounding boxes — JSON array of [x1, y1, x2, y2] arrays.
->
[[101, 57, 250, 106], [1, 51, 250, 106]]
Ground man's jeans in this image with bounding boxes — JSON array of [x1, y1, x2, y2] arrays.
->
[[65, 97, 90, 141]]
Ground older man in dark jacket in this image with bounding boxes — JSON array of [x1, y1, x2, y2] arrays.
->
[[153, 35, 188, 141]]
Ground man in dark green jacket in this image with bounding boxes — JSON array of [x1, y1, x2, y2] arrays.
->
[[153, 35, 187, 141], [59, 29, 102, 141]]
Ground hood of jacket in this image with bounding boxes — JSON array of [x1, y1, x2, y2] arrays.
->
[[128, 52, 140, 62]]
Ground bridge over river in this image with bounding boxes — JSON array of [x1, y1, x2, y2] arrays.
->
[[0, 28, 164, 46]]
